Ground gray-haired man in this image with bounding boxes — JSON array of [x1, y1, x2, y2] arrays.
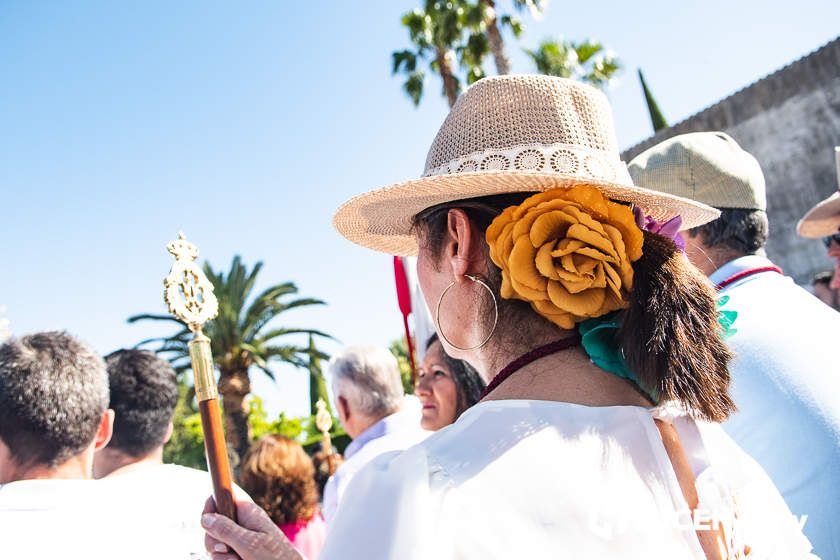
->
[[322, 345, 430, 522]]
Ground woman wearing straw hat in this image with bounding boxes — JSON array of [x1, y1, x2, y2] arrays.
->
[[201, 76, 813, 559]]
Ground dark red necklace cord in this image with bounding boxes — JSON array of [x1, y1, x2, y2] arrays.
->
[[480, 335, 582, 400], [715, 265, 783, 291]]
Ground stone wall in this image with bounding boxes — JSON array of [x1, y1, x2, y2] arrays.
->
[[622, 37, 840, 285]]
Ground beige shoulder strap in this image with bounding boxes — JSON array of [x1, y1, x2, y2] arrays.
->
[[654, 419, 732, 560]]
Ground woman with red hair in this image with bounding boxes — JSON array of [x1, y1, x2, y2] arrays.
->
[[239, 435, 326, 560]]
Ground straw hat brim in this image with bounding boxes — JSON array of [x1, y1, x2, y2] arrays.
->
[[333, 171, 721, 256], [797, 192, 840, 238]]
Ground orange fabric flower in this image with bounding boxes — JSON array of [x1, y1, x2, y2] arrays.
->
[[486, 186, 644, 329]]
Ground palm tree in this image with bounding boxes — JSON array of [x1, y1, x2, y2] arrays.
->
[[525, 38, 621, 89], [393, 0, 496, 108], [392, 1, 464, 108], [129, 256, 332, 464], [477, 0, 546, 75], [392, 1, 549, 107]]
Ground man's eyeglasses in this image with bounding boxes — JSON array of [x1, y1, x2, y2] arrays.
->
[[823, 232, 840, 248]]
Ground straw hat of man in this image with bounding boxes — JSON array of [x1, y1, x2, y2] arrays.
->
[[797, 147, 840, 289]]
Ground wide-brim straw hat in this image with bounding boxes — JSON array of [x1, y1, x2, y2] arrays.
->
[[333, 75, 720, 256], [797, 191, 840, 238]]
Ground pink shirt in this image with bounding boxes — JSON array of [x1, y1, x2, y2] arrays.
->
[[279, 511, 327, 560]]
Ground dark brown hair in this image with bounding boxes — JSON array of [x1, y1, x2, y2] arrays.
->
[[240, 435, 320, 525], [425, 333, 486, 416], [618, 231, 734, 421], [414, 193, 735, 422]]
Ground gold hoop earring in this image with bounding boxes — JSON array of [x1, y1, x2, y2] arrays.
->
[[435, 274, 499, 351]]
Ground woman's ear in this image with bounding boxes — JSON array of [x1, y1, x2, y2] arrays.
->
[[446, 209, 484, 280]]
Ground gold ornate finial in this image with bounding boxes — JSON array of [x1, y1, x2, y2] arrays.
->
[[315, 398, 333, 435], [164, 232, 219, 333], [315, 398, 334, 454]]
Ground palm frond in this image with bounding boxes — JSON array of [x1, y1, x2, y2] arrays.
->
[[512, 0, 547, 19], [127, 313, 184, 325], [254, 327, 335, 346], [255, 363, 276, 382], [243, 295, 325, 343], [263, 345, 310, 369], [500, 14, 523, 38], [129, 255, 332, 392], [392, 49, 418, 74], [134, 335, 175, 348], [574, 40, 603, 64], [243, 283, 299, 328], [401, 8, 432, 47], [404, 71, 425, 106]]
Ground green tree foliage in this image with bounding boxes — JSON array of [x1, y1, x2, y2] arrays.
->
[[163, 384, 207, 470], [390, 337, 416, 395], [163, 393, 350, 472], [638, 69, 669, 132], [392, 1, 549, 107], [129, 256, 332, 464], [392, 0, 490, 108], [525, 38, 621, 89]]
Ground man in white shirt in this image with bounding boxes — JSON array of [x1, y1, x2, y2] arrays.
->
[[322, 346, 430, 523], [94, 348, 236, 558], [630, 132, 840, 559], [0, 331, 116, 558]]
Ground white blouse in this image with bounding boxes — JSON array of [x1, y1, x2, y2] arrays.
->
[[321, 400, 815, 559]]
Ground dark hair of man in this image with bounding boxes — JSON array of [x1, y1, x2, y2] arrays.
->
[[0, 331, 108, 468], [686, 208, 769, 254], [425, 333, 486, 416], [104, 349, 179, 457]]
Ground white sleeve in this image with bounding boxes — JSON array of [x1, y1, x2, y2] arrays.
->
[[320, 447, 447, 560]]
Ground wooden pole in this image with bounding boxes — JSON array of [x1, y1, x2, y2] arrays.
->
[[164, 233, 236, 520]]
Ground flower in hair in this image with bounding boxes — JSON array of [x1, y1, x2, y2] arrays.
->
[[632, 206, 685, 251], [486, 186, 644, 329]]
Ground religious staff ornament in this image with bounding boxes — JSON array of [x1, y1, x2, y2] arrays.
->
[[164, 232, 237, 520], [315, 398, 333, 455]]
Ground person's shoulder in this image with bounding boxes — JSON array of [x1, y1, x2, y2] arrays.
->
[[360, 401, 512, 472], [346, 426, 431, 465], [101, 463, 227, 499], [158, 463, 213, 479], [102, 463, 208, 483], [724, 273, 840, 338], [0, 479, 102, 511]]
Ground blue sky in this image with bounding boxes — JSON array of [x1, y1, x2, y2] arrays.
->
[[2, 1, 838, 417]]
